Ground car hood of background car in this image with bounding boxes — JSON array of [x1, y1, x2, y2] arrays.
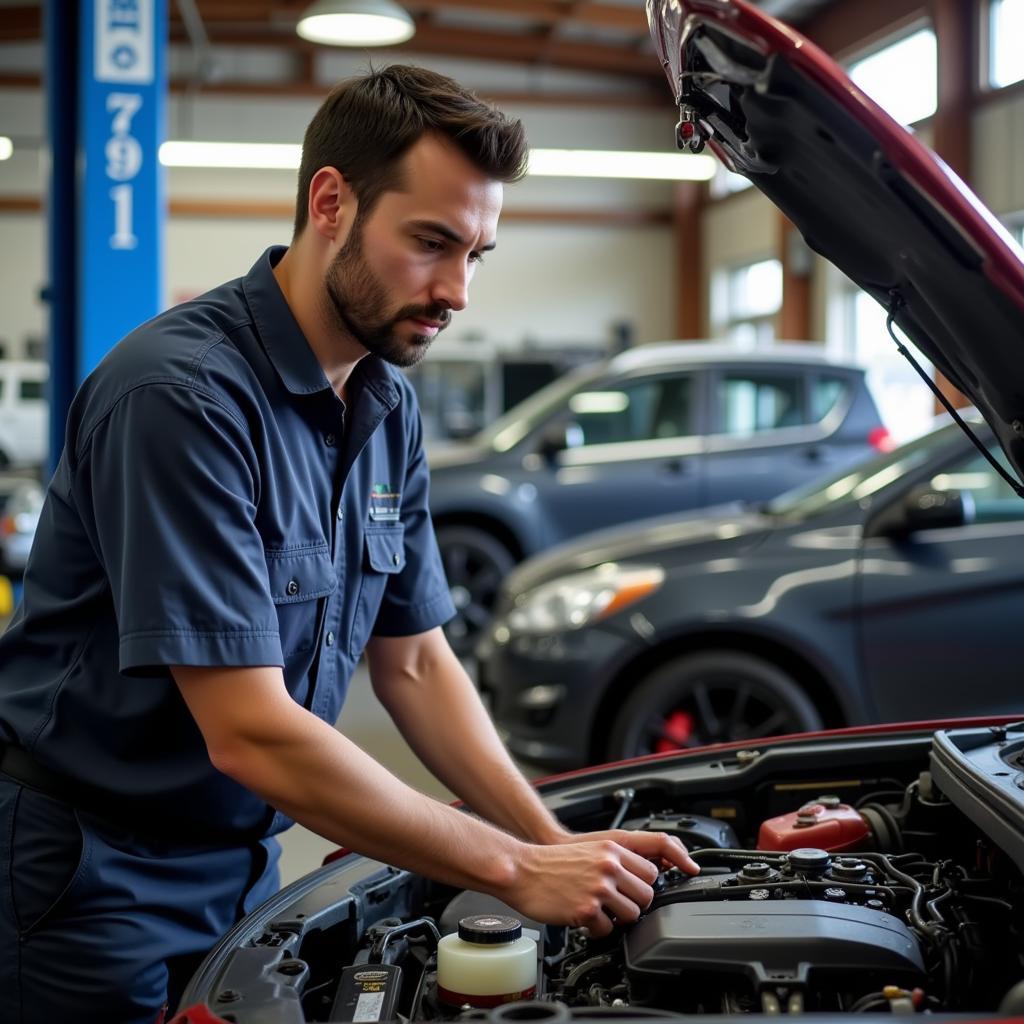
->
[[503, 500, 772, 594], [647, 0, 1024, 483]]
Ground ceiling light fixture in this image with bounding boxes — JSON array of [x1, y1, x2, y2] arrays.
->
[[159, 141, 716, 181], [159, 141, 301, 169], [296, 0, 415, 47], [0, 136, 13, 161], [528, 148, 716, 181]]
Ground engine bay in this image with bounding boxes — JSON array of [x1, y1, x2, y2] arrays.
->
[[181, 727, 1024, 1021]]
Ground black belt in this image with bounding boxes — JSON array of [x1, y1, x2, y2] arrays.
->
[[0, 743, 94, 807], [0, 743, 261, 847]]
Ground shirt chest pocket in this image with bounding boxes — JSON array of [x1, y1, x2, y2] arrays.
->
[[349, 523, 406, 657], [265, 546, 338, 658]]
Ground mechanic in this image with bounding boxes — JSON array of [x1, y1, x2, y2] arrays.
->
[[0, 65, 698, 1024]]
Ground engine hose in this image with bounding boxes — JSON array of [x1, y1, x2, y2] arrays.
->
[[689, 849, 790, 864], [851, 854, 936, 935], [859, 803, 904, 852], [565, 955, 616, 991], [375, 917, 442, 961], [568, 1008, 682, 1018]]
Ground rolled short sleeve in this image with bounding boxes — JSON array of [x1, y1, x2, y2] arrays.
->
[[371, 407, 456, 638], [72, 382, 284, 675]]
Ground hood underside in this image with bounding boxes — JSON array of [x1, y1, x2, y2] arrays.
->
[[647, 0, 1024, 482]]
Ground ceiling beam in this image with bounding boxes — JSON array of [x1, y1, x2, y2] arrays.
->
[[406, 0, 648, 32], [394, 23, 659, 77], [0, 194, 672, 226], [4, 3, 659, 79], [800, 0, 926, 57], [167, 22, 661, 78], [0, 6, 40, 42], [181, 0, 649, 33], [0, 72, 666, 108]]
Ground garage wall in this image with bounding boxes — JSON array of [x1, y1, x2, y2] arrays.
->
[[972, 90, 1024, 220], [699, 187, 778, 337], [2, 69, 1022, 364], [0, 82, 678, 360], [164, 215, 676, 348]]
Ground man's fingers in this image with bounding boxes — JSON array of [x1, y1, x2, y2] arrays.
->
[[601, 889, 645, 926], [582, 907, 614, 939], [615, 830, 700, 875], [619, 846, 660, 884], [613, 860, 655, 911]]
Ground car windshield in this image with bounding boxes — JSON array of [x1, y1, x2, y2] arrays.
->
[[765, 422, 965, 520], [475, 362, 606, 453]]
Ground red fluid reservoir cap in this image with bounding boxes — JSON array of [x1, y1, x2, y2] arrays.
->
[[757, 801, 870, 852]]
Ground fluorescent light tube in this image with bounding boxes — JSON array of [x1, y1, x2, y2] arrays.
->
[[158, 142, 717, 181], [159, 141, 302, 169], [527, 148, 715, 181]]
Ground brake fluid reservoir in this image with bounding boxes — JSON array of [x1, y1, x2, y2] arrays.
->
[[757, 796, 870, 852], [437, 914, 537, 1007]]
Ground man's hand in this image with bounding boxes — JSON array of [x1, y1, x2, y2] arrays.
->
[[563, 828, 701, 874], [171, 660, 700, 940], [499, 830, 700, 939]]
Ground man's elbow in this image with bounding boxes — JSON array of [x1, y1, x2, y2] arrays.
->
[[204, 734, 259, 785]]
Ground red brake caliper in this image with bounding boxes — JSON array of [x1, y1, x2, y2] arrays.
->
[[655, 710, 694, 752]]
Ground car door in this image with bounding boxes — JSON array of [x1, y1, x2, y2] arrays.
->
[[859, 444, 1024, 721], [530, 371, 707, 544], [703, 367, 855, 507]]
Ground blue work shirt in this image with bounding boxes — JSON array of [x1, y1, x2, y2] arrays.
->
[[0, 246, 455, 842]]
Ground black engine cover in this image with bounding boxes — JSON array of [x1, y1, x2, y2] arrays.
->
[[625, 900, 925, 989]]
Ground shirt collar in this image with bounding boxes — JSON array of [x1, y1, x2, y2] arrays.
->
[[242, 246, 400, 409]]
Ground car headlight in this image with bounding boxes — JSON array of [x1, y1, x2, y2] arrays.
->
[[506, 563, 664, 635]]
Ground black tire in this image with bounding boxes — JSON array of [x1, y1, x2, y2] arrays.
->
[[436, 524, 516, 657], [606, 651, 824, 760]]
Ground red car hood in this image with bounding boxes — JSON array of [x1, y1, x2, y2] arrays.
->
[[647, 0, 1024, 481]]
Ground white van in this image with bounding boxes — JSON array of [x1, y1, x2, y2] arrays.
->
[[0, 361, 48, 468]]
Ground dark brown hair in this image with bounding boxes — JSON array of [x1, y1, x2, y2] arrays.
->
[[293, 64, 528, 235]]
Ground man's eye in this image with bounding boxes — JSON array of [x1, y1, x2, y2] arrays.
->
[[418, 237, 444, 252], [469, 252, 485, 265]]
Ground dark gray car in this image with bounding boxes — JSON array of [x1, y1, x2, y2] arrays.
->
[[477, 418, 1024, 770], [429, 341, 887, 653]]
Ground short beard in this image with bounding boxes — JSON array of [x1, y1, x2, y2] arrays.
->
[[324, 216, 450, 368]]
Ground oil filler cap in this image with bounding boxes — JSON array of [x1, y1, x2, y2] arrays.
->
[[788, 848, 831, 873], [458, 914, 523, 944]]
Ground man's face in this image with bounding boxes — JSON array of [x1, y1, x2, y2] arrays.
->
[[324, 134, 502, 368]]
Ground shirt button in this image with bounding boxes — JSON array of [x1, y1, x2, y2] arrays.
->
[[326, 631, 335, 647], [336, 507, 344, 521], [324, 433, 336, 447], [392, 553, 401, 566], [286, 579, 300, 596]]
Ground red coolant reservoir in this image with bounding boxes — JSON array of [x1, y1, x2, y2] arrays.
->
[[757, 795, 870, 852]]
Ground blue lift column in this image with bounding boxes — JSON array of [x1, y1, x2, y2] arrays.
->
[[45, 0, 166, 474]]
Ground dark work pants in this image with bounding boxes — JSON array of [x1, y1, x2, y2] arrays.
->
[[0, 776, 281, 1024]]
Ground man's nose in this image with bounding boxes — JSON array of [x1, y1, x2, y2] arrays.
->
[[432, 261, 469, 312]]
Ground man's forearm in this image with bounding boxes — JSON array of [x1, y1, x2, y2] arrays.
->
[[213, 705, 525, 893], [174, 662, 698, 938], [367, 635, 569, 844]]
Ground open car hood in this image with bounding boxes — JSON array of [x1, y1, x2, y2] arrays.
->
[[647, 0, 1024, 481]]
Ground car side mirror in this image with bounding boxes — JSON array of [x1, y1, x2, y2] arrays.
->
[[867, 485, 973, 538]]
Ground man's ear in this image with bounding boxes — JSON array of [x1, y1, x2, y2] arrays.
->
[[306, 167, 356, 241]]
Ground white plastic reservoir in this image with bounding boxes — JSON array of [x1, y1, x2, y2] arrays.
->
[[437, 914, 538, 1008]]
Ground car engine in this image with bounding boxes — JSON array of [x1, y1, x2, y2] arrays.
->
[[181, 732, 1024, 1021]]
